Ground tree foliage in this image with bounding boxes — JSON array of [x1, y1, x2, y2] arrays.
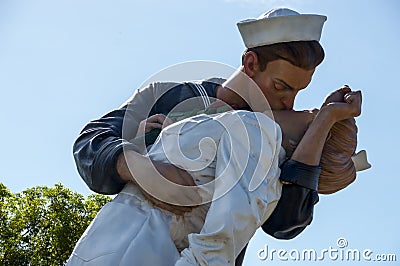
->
[[0, 183, 112, 265]]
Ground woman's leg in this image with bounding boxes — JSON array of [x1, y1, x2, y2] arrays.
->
[[66, 184, 180, 266]]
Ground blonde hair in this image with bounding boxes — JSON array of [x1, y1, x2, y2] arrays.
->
[[318, 118, 357, 194], [275, 110, 358, 194]]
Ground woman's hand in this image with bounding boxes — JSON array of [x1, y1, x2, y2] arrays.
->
[[322, 85, 351, 106], [321, 86, 362, 123], [290, 86, 362, 166]]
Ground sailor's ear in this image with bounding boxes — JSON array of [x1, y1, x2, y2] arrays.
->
[[242, 51, 261, 78]]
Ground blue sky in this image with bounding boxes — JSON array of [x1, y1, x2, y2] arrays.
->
[[0, 0, 399, 264]]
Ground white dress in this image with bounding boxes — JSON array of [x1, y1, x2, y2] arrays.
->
[[67, 110, 284, 266]]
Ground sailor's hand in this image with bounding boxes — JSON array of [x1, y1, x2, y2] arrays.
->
[[139, 161, 202, 216], [118, 150, 202, 216], [136, 114, 173, 138]]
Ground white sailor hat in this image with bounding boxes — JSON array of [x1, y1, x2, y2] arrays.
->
[[237, 8, 327, 48]]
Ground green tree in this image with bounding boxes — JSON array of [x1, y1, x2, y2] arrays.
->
[[0, 183, 112, 265]]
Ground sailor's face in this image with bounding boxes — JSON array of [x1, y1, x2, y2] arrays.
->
[[252, 59, 315, 110]]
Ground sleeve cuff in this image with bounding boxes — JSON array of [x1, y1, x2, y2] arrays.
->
[[279, 159, 321, 191], [91, 140, 137, 194]]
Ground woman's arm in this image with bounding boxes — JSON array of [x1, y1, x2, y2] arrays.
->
[[291, 88, 362, 165], [260, 88, 362, 242]]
